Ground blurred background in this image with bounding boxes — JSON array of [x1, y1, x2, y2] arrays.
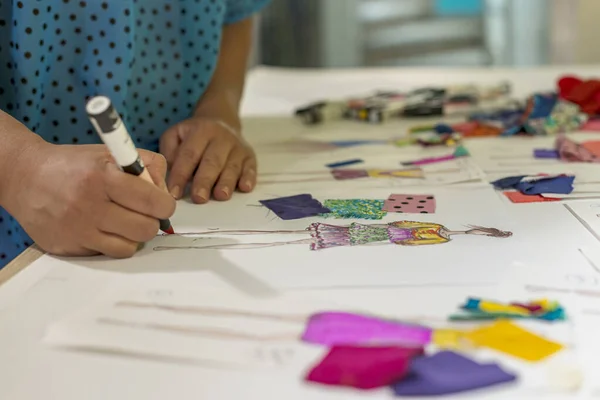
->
[[252, 0, 600, 68]]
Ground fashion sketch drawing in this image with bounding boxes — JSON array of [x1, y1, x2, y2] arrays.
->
[[154, 221, 513, 251]]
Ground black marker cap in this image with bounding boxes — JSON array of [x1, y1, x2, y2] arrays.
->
[[86, 96, 122, 133]]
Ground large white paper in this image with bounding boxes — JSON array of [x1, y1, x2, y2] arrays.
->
[[42, 278, 588, 396]]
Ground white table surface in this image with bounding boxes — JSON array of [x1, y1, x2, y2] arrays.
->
[[2, 65, 600, 400]]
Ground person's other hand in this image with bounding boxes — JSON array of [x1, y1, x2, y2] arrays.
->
[[159, 116, 257, 203], [4, 144, 176, 258]]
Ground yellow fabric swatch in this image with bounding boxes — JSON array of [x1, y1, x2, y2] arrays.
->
[[432, 329, 476, 351], [466, 320, 563, 362]]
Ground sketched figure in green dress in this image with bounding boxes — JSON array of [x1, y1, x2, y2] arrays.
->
[[153, 221, 512, 251]]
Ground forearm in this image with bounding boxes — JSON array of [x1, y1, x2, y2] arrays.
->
[[193, 17, 254, 132], [0, 110, 47, 208]]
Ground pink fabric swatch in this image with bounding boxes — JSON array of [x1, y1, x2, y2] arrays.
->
[[556, 135, 600, 163], [302, 311, 433, 347], [305, 345, 423, 390], [383, 194, 436, 214]]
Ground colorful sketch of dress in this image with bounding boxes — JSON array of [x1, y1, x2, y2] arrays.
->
[[155, 221, 512, 252], [308, 221, 511, 250]]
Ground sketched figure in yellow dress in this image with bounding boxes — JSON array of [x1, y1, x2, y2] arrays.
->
[[153, 221, 512, 251]]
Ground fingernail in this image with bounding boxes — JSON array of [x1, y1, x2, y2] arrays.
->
[[170, 185, 181, 199], [244, 180, 253, 190], [196, 188, 209, 202], [222, 187, 230, 197]]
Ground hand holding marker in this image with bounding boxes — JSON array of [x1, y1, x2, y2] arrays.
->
[[86, 96, 175, 235]]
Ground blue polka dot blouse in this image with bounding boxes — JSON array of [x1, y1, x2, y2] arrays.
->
[[0, 0, 270, 268]]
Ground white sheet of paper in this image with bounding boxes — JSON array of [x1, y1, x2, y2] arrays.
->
[[42, 278, 585, 396], [137, 186, 524, 290]]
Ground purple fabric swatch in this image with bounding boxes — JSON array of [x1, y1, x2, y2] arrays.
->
[[306, 345, 422, 390], [534, 149, 560, 159], [259, 194, 330, 220], [302, 312, 433, 347], [392, 351, 517, 396]]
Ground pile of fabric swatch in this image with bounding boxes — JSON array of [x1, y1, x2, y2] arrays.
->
[[300, 300, 565, 396], [449, 297, 566, 321], [418, 74, 600, 139]]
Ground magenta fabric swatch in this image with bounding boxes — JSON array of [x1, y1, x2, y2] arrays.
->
[[306, 345, 423, 390], [383, 194, 436, 214], [331, 169, 370, 180], [302, 312, 433, 347]]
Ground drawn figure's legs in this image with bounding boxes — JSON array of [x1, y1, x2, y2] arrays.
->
[[153, 238, 312, 251], [167, 229, 310, 236]]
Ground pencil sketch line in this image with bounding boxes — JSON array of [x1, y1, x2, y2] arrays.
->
[[98, 317, 299, 342], [564, 204, 600, 244], [116, 301, 308, 322], [525, 284, 600, 298], [578, 248, 600, 275]]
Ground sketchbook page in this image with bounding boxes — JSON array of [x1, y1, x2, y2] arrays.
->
[[239, 117, 487, 190], [42, 279, 587, 396], [168, 186, 597, 291], [240, 66, 600, 116], [155, 187, 528, 290], [254, 154, 485, 190]]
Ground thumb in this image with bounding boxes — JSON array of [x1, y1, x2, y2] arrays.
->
[[159, 125, 183, 167], [139, 149, 168, 192]]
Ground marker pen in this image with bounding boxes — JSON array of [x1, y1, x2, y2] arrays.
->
[[85, 96, 175, 235]]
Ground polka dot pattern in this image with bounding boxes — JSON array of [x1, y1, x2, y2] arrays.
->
[[0, 0, 271, 268]]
